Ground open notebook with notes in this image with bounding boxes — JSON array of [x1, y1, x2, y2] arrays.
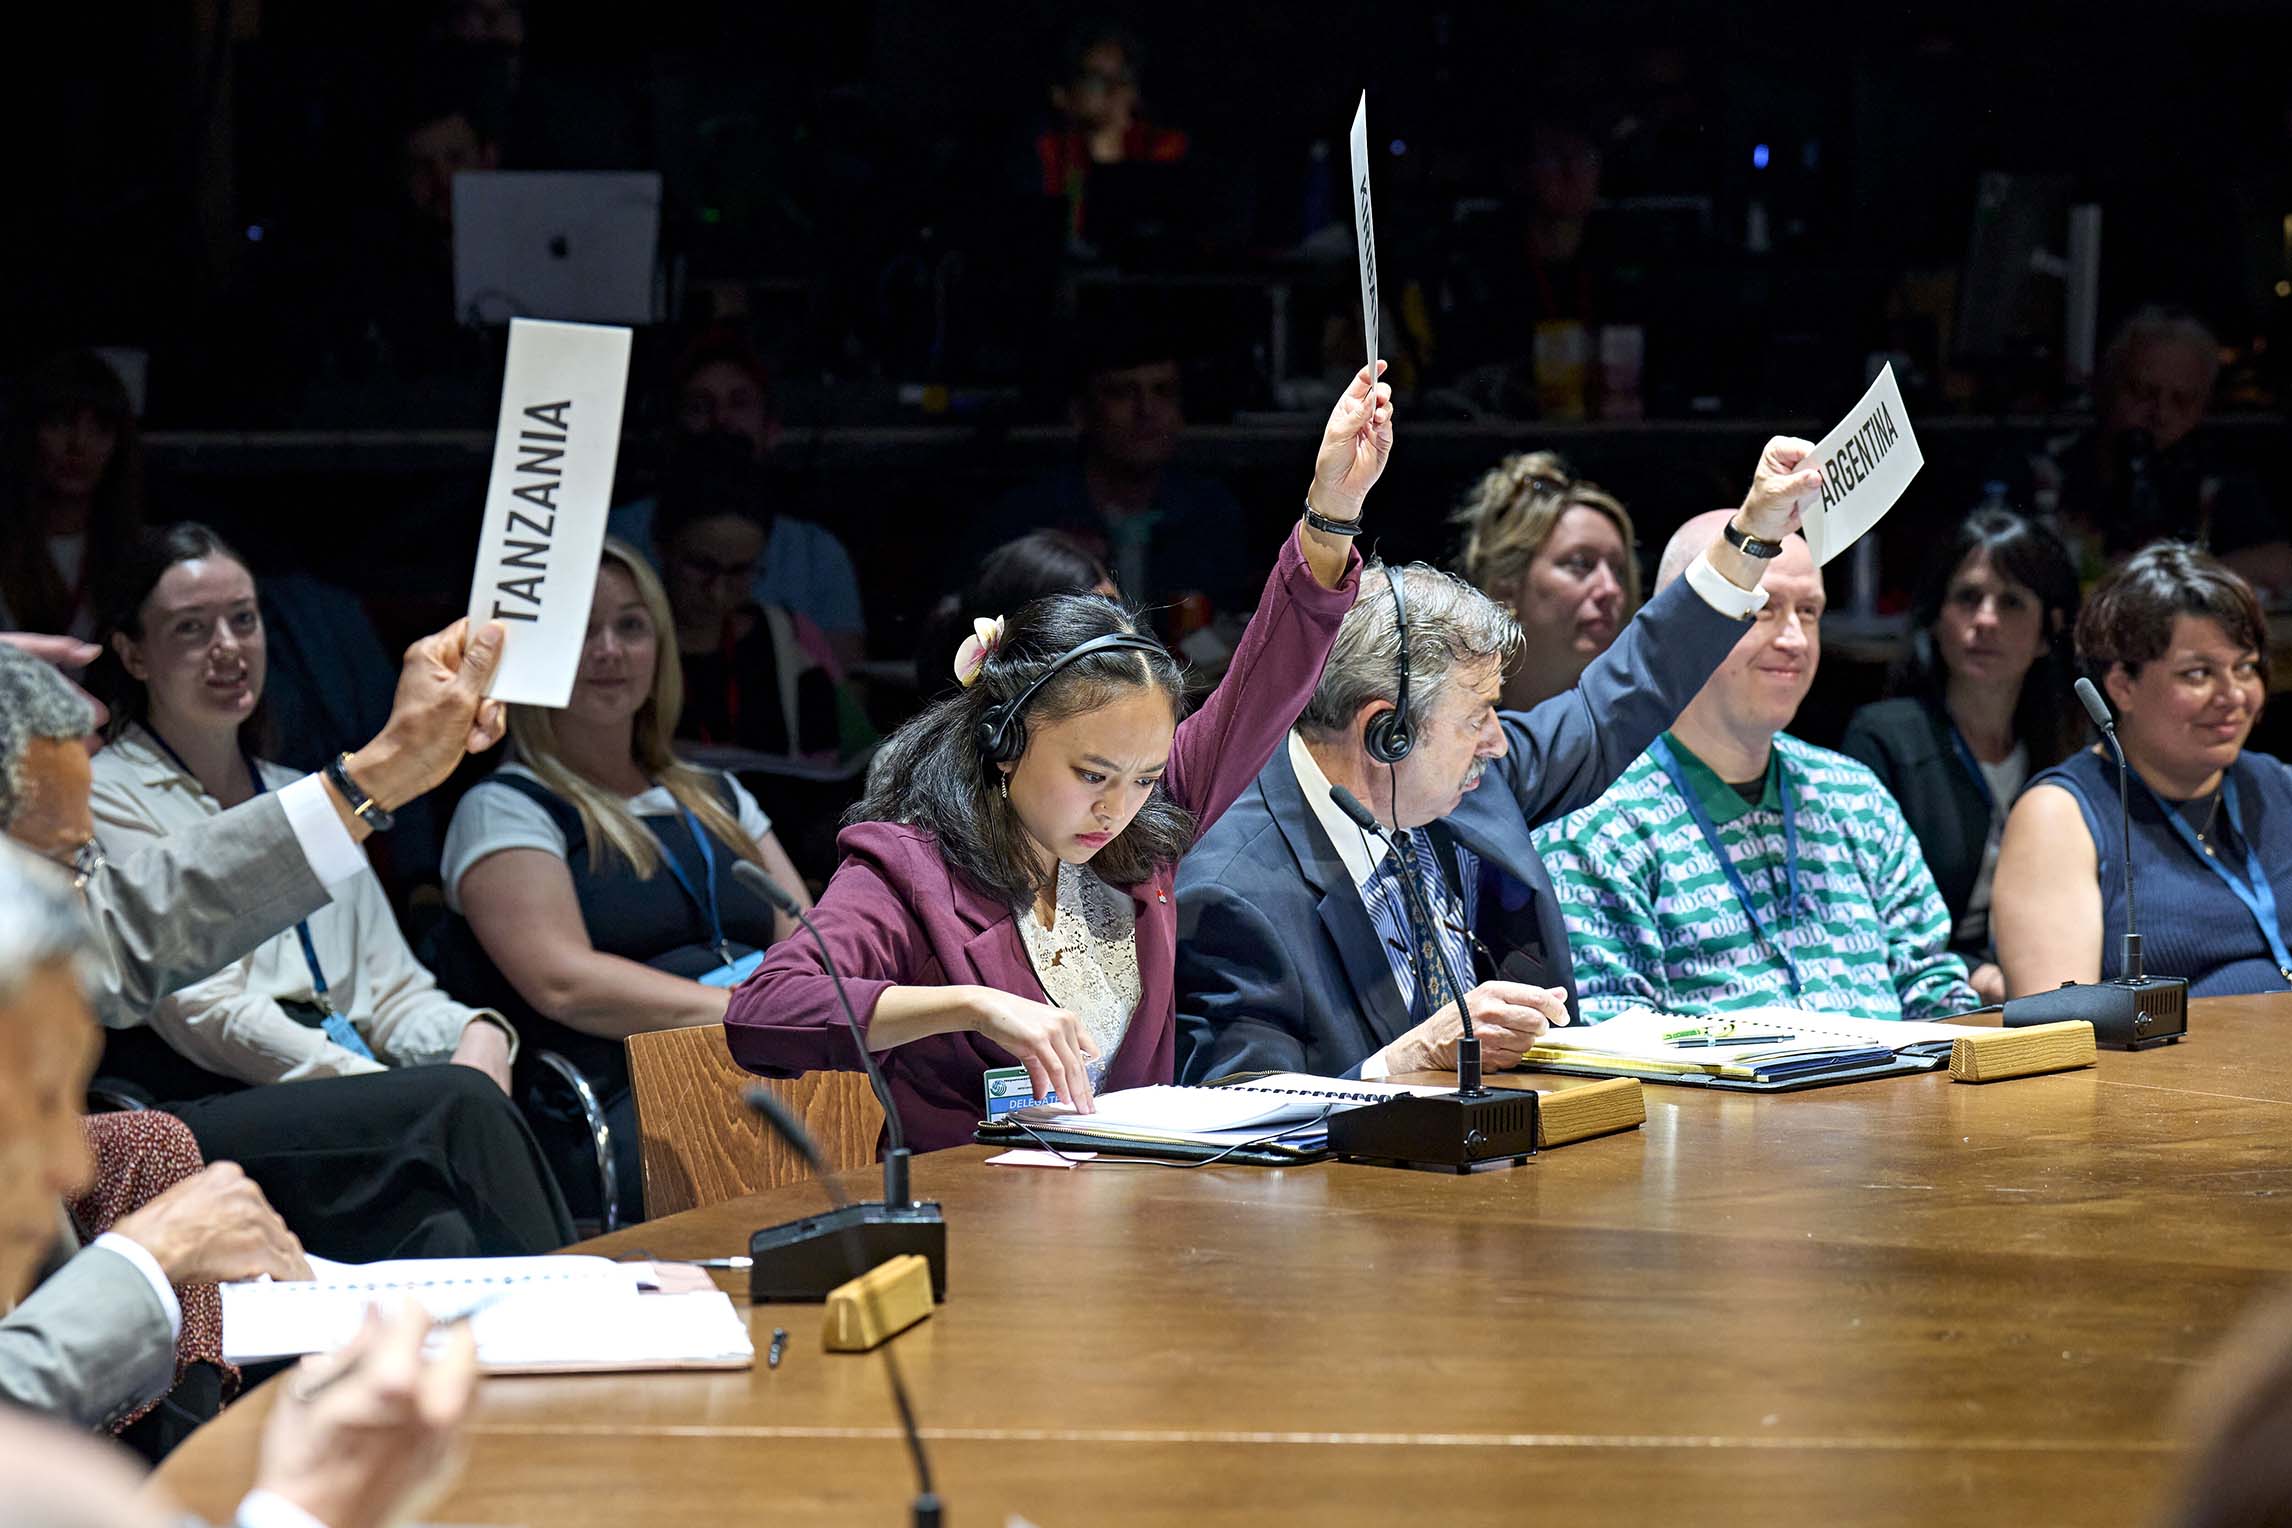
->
[[1521, 1007, 1971, 1088]]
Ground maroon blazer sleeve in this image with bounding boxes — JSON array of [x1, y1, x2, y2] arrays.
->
[[1165, 527, 1359, 839], [723, 823, 931, 1078]]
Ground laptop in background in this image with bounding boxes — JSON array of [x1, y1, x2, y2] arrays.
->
[[452, 171, 663, 326]]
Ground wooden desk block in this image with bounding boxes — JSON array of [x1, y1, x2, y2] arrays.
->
[[1950, 1020, 2098, 1083], [823, 1254, 934, 1353], [1536, 1077, 1645, 1146]]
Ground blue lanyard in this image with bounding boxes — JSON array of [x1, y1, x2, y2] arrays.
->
[[652, 808, 733, 966], [2139, 770, 2292, 982], [144, 728, 372, 1057], [1650, 737, 1805, 999], [1946, 722, 1998, 822]]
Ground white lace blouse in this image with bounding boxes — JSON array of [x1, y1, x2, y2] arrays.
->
[[1015, 864, 1141, 1086]]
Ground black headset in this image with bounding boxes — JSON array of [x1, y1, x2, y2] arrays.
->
[[1362, 569, 1415, 765], [976, 632, 1169, 765]]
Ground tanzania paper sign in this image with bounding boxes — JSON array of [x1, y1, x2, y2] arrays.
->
[[1349, 92, 1378, 372], [1799, 363, 1922, 566], [466, 318, 633, 706]]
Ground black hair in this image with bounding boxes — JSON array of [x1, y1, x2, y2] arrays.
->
[[2078, 541, 2269, 685], [652, 432, 773, 548], [87, 522, 271, 753], [1905, 506, 2083, 769], [0, 350, 144, 634], [917, 531, 1116, 702], [855, 593, 1191, 908]]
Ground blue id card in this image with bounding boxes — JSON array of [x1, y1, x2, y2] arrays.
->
[[698, 949, 766, 989], [984, 1065, 1056, 1120]]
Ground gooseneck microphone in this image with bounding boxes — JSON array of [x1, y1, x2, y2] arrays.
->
[[1327, 785, 1482, 1095], [2000, 678, 2189, 1048], [2073, 676, 2145, 982], [1319, 787, 1538, 1173], [745, 1088, 942, 1528], [730, 860, 949, 1299]]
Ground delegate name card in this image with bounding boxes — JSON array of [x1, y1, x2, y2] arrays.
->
[[1349, 91, 1378, 372], [1798, 362, 1923, 566], [466, 318, 633, 707]]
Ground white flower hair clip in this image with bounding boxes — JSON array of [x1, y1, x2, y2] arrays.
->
[[953, 616, 1006, 688]]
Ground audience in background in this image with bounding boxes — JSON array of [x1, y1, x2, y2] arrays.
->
[[981, 320, 1254, 634], [1839, 508, 2083, 1002], [1451, 451, 1639, 711], [1994, 543, 2292, 998], [1036, 22, 1190, 245], [654, 438, 867, 765], [917, 530, 1117, 703], [608, 329, 866, 668], [2031, 307, 2288, 587], [86, 524, 519, 1094], [434, 541, 808, 1223], [1538, 516, 1979, 1022], [0, 351, 144, 641]]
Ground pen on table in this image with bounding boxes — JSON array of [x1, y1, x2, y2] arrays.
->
[[768, 1328, 787, 1369], [688, 1256, 753, 1270], [289, 1292, 506, 1405], [1672, 1033, 1794, 1049]]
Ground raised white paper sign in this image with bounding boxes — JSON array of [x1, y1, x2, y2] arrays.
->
[[1349, 92, 1378, 373], [1799, 362, 1922, 566], [466, 317, 633, 706]]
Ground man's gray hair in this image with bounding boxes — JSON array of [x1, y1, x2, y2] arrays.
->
[[0, 644, 95, 831], [0, 839, 94, 1006], [2100, 305, 2220, 401], [1296, 562, 1523, 741]]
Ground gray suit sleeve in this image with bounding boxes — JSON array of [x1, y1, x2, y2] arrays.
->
[[0, 1245, 177, 1429], [81, 793, 329, 1027]]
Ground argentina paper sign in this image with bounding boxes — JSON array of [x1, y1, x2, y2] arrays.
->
[[466, 318, 633, 706], [1799, 363, 1923, 567]]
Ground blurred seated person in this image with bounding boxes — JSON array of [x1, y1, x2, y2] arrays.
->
[[1995, 544, 2292, 997], [917, 530, 1117, 702], [1840, 508, 2082, 1002], [1451, 451, 1638, 710], [608, 329, 865, 667], [434, 540, 808, 1221], [2029, 307, 2290, 589], [1417, 112, 1613, 418], [0, 885, 477, 1520], [0, 641, 571, 1261], [86, 524, 518, 1091], [1537, 515, 1979, 1021], [0, 351, 144, 640], [1037, 22, 1189, 244], [653, 438, 869, 764], [979, 322, 1254, 636]]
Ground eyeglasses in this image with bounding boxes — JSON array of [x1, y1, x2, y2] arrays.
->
[[61, 838, 105, 891]]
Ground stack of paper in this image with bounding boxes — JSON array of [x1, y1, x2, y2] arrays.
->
[[1524, 1007, 1968, 1082], [1007, 1073, 1452, 1149], [223, 1254, 753, 1374]]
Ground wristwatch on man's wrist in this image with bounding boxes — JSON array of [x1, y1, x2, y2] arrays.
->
[[1722, 515, 1783, 560], [323, 753, 396, 833]]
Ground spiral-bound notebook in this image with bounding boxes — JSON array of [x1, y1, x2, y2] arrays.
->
[[222, 1255, 753, 1373], [1000, 1073, 1453, 1149]]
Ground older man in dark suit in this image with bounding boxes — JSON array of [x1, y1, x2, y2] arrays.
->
[[1174, 437, 1823, 1082]]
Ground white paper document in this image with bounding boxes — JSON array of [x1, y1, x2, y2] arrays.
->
[[466, 317, 634, 706], [1798, 363, 1923, 566], [1349, 92, 1378, 372], [224, 1254, 753, 1373]]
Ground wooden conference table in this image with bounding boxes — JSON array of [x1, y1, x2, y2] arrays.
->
[[158, 996, 2292, 1526]]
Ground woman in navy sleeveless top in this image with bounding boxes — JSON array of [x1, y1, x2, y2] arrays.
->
[[437, 539, 813, 1221], [1995, 543, 2292, 997]]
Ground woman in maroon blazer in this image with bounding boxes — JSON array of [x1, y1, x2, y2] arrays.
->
[[726, 365, 1392, 1150]]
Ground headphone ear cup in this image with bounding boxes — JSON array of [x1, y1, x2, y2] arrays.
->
[[1363, 710, 1413, 766], [977, 704, 1014, 764]]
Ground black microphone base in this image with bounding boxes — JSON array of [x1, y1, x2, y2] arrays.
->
[[2002, 977, 2190, 1050], [1328, 1090, 1539, 1173], [748, 1202, 948, 1302]]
